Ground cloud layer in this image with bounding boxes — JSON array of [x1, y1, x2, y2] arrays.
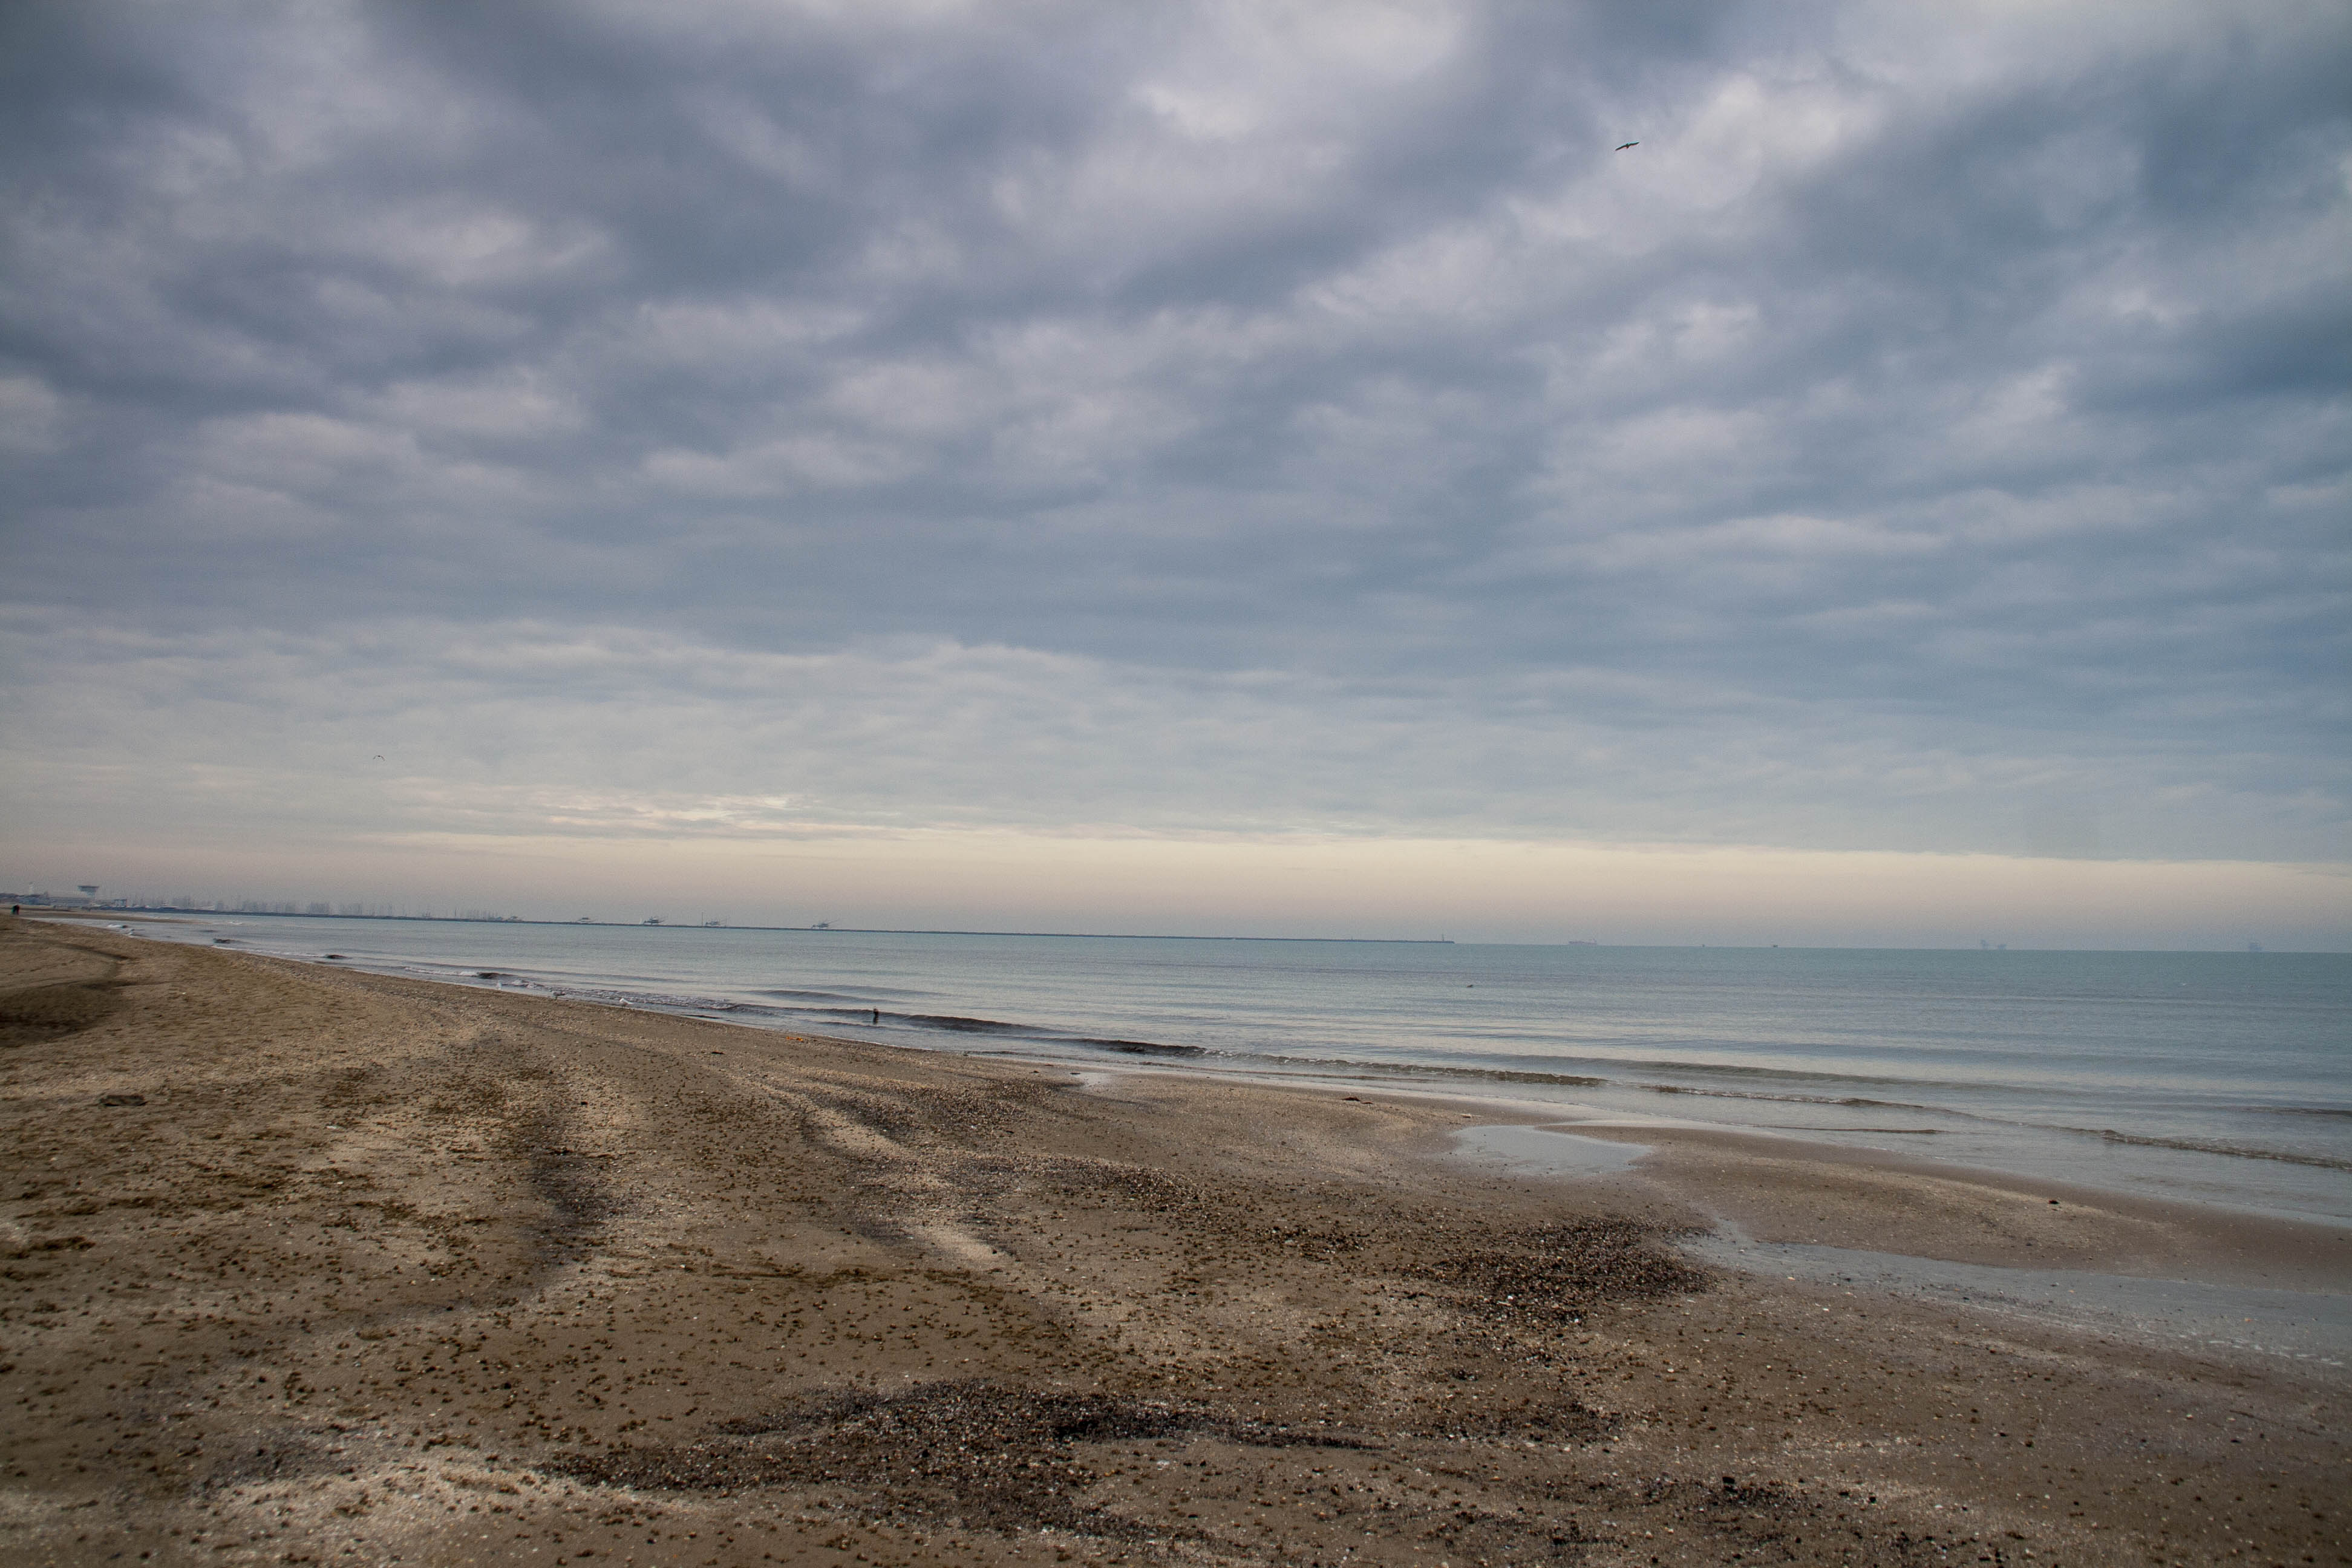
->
[[4, 0, 2348, 920]]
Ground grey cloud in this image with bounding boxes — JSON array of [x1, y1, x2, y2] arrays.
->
[[4, 612, 2336, 863], [2, 0, 2347, 873]]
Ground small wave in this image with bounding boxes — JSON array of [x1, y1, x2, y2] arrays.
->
[[1255, 1054, 1607, 1088], [575, 987, 748, 1014], [1071, 1037, 1203, 1057], [886, 1013, 1200, 1056], [1641, 1083, 1954, 1114], [895, 1011, 1030, 1036], [1810, 1127, 1940, 1134], [697, 999, 861, 1021], [1272, 1049, 1983, 1096], [2062, 1126, 2352, 1172], [759, 988, 874, 1002], [1626, 1057, 1987, 1091], [1482, 1068, 1607, 1087], [2256, 1106, 2352, 1120]]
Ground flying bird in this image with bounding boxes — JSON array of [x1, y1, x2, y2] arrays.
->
[[1615, 141, 1639, 151]]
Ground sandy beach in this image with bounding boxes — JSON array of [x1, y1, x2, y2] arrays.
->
[[4, 913, 2346, 1567]]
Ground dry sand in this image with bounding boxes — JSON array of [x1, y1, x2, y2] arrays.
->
[[4, 914, 2347, 1566]]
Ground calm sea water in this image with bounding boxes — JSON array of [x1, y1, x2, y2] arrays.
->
[[119, 916, 2352, 1226]]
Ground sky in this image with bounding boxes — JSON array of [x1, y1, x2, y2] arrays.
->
[[2, 0, 2347, 947]]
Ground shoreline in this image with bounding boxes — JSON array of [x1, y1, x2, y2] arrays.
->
[[1415, 1109, 2352, 1286], [5, 915, 2345, 1565], [74, 908, 2352, 1235]]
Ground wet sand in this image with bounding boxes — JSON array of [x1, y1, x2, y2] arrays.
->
[[1439, 1118, 2352, 1289], [4, 914, 2347, 1566]]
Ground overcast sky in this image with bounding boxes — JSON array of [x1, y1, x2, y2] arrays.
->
[[3, 0, 2347, 943]]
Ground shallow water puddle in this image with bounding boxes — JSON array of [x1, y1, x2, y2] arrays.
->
[[1451, 1122, 1649, 1176], [1686, 1226, 2352, 1371]]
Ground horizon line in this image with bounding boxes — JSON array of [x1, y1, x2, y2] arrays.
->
[[31, 908, 2333, 952], [83, 907, 1462, 945]]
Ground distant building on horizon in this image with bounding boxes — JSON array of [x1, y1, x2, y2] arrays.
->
[[18, 887, 121, 909]]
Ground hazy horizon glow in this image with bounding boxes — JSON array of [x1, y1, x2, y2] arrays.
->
[[16, 833, 2347, 952], [3, 1, 2347, 946]]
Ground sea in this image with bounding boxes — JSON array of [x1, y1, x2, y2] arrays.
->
[[114, 915, 2352, 1229]]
